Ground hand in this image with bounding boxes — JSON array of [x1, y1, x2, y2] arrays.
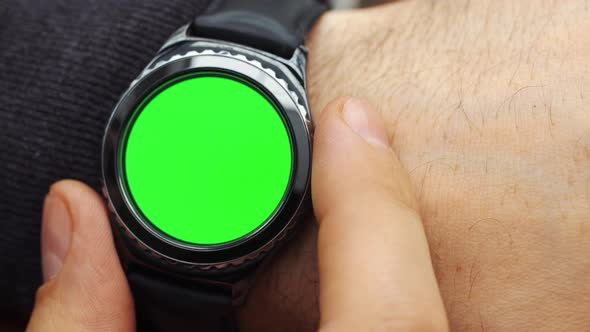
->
[[26, 99, 447, 331], [26, 181, 134, 331], [243, 0, 590, 331], [312, 98, 447, 331]]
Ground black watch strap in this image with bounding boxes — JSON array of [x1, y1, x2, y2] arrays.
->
[[128, 2, 327, 331], [129, 268, 238, 332], [190, 0, 329, 58]]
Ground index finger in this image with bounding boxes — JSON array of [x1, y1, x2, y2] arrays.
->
[[312, 98, 448, 331]]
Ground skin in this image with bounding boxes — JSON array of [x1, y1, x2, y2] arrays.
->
[[27, 98, 448, 331], [27, 0, 590, 331], [244, 0, 590, 331]]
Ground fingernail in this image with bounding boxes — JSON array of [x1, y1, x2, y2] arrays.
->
[[342, 98, 390, 148], [42, 193, 72, 282]]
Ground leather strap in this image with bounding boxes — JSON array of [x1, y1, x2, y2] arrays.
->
[[128, 268, 238, 332], [190, 0, 328, 58]]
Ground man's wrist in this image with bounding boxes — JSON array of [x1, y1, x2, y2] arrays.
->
[[304, 1, 590, 330]]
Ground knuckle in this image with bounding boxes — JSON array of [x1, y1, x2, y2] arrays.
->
[[376, 311, 448, 332], [34, 282, 58, 307], [320, 303, 448, 332]]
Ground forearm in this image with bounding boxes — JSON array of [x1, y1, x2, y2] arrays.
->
[[308, 0, 590, 230]]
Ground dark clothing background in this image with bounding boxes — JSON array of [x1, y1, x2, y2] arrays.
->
[[0, 0, 214, 319]]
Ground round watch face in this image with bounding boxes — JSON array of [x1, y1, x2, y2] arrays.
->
[[103, 49, 311, 267], [121, 73, 293, 246]]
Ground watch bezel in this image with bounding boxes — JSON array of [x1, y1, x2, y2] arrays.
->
[[102, 48, 311, 267]]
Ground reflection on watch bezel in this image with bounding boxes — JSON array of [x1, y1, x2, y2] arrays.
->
[[102, 46, 311, 269]]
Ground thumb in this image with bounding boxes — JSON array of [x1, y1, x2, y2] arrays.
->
[[312, 98, 448, 331], [27, 180, 134, 332]]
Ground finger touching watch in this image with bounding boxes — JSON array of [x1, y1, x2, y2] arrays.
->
[[101, 1, 328, 331]]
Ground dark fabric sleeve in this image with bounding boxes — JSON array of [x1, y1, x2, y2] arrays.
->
[[0, 0, 213, 319]]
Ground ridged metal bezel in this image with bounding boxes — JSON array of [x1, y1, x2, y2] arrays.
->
[[101, 40, 312, 275], [137, 48, 309, 120]]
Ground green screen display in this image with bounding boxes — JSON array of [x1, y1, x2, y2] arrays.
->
[[122, 74, 293, 246]]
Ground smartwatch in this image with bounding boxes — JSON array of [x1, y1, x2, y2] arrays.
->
[[101, 1, 328, 331]]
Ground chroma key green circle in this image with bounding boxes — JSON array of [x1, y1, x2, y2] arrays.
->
[[122, 73, 293, 246]]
